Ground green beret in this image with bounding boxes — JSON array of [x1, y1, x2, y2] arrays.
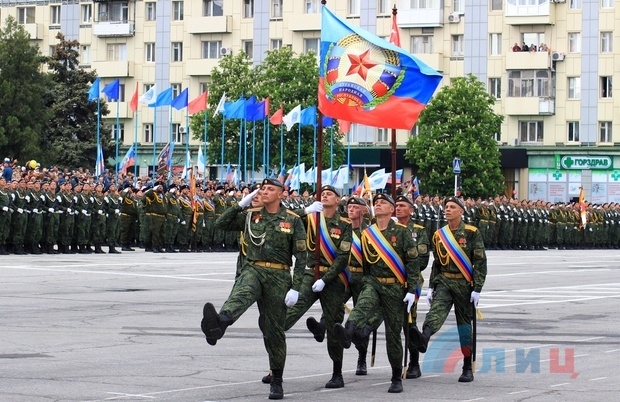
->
[[321, 185, 340, 198], [395, 195, 414, 207], [261, 178, 284, 189], [346, 196, 367, 206], [444, 196, 465, 210], [373, 193, 395, 206]]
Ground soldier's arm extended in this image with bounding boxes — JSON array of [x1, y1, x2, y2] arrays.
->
[[321, 220, 352, 284], [214, 204, 246, 231], [291, 216, 308, 291], [402, 227, 421, 295], [471, 229, 487, 292]]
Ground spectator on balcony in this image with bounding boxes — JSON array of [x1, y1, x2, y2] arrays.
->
[[521, 42, 529, 51], [530, 44, 537, 52], [539, 43, 549, 52], [512, 43, 521, 52]]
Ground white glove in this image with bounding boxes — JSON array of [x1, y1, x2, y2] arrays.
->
[[104, 196, 109, 203], [115, 209, 120, 214], [17, 208, 24, 214], [90, 197, 94, 203], [40, 194, 45, 201], [284, 289, 299, 307], [238, 188, 260, 208], [33, 208, 39, 213], [98, 210, 104, 215], [202, 222, 206, 227], [177, 218, 181, 223], [81, 209, 88, 215], [304, 201, 324, 214], [470, 291, 480, 308], [2, 206, 8, 212], [403, 292, 415, 313], [312, 279, 326, 293], [118, 197, 123, 202], [73, 196, 78, 202], [215, 190, 222, 194], [426, 289, 433, 307], [181, 221, 186, 225], [48, 208, 55, 213], [228, 190, 235, 196], [170, 188, 176, 194], [122, 188, 130, 193], [67, 208, 73, 214], [56, 196, 62, 202], [25, 195, 31, 202]]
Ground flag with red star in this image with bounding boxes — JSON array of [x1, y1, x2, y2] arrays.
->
[[318, 6, 442, 130]]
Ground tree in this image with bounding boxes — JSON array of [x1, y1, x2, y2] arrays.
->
[[190, 48, 345, 179], [44, 33, 112, 169], [0, 16, 51, 163], [406, 74, 505, 198]]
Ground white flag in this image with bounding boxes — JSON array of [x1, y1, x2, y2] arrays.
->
[[139, 84, 157, 105], [282, 105, 301, 131], [197, 145, 206, 174], [213, 92, 226, 116]]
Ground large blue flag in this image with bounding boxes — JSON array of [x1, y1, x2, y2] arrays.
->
[[246, 100, 267, 122], [223, 97, 246, 119], [150, 87, 173, 108], [300, 106, 317, 127], [102, 79, 120, 101], [88, 78, 100, 101], [318, 6, 442, 130], [171, 88, 189, 110]]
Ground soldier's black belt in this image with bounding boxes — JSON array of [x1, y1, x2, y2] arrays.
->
[[442, 272, 464, 279], [146, 213, 165, 217], [348, 266, 363, 273], [253, 261, 290, 271]]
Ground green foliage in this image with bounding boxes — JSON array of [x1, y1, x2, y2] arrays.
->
[[190, 48, 345, 177], [44, 33, 112, 169], [0, 16, 50, 163], [406, 74, 505, 198]]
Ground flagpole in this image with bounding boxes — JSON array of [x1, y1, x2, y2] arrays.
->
[[329, 125, 333, 182], [115, 100, 120, 185], [220, 116, 225, 182], [265, 117, 270, 179], [390, 5, 399, 201], [279, 121, 284, 173], [243, 118, 247, 183], [203, 109, 208, 179], [96, 97, 101, 182], [237, 121, 242, 183], [133, 107, 138, 182], [168, 106, 173, 182], [297, 121, 301, 168], [152, 111, 157, 180], [251, 122, 256, 183]]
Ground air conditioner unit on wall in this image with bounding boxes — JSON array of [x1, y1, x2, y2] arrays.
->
[[220, 47, 232, 56], [448, 12, 460, 23], [551, 51, 565, 61], [178, 126, 186, 134]]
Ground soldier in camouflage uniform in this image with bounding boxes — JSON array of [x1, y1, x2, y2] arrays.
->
[[57, 180, 76, 254], [143, 182, 167, 253], [164, 184, 181, 253], [201, 178, 307, 400], [0, 177, 11, 255], [90, 183, 107, 253], [211, 186, 227, 251], [42, 180, 61, 254], [104, 183, 122, 254], [412, 196, 487, 383], [119, 183, 138, 251], [177, 184, 193, 252], [202, 187, 216, 252], [334, 194, 420, 394]]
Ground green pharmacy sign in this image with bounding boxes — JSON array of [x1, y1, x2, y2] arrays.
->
[[560, 156, 612, 170]]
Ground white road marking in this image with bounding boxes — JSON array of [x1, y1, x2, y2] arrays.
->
[[589, 377, 607, 381]]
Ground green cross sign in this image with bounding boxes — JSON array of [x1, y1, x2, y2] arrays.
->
[[552, 170, 563, 181], [612, 170, 620, 181]]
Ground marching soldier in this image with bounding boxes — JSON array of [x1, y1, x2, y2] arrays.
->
[[143, 181, 167, 253], [90, 183, 107, 254], [104, 183, 122, 254], [0, 177, 11, 255], [119, 183, 138, 251], [164, 184, 181, 253]]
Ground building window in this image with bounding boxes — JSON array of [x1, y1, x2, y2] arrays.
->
[[349, 0, 360, 15], [49, 46, 56, 57], [204, 0, 223, 17], [569, 0, 581, 9], [202, 41, 222, 59], [111, 123, 126, 143], [172, 1, 184, 21], [144, 83, 154, 93], [489, 33, 502, 56], [601, 76, 612, 98], [376, 128, 388, 144], [411, 36, 433, 54], [145, 43, 155, 62], [490, 0, 502, 11], [568, 77, 581, 99], [601, 0, 614, 8], [410, 125, 420, 137], [272, 0, 283, 18], [601, 32, 613, 53], [243, 41, 254, 58], [489, 78, 501, 99], [107, 44, 127, 61], [171, 42, 183, 62], [519, 121, 544, 144], [567, 122, 580, 142], [98, 2, 129, 22], [411, 0, 429, 9], [172, 123, 183, 143], [17, 7, 35, 24], [199, 82, 209, 94], [80, 45, 90, 65], [81, 4, 92, 23], [304, 38, 320, 54], [453, 0, 464, 13], [305, 0, 319, 13], [144, 124, 153, 143], [50, 5, 61, 25], [146, 2, 156, 21], [599, 122, 612, 143], [171, 84, 182, 99], [508, 70, 550, 97], [452, 35, 464, 56], [118, 84, 126, 102], [271, 39, 282, 50], [522, 33, 545, 50], [378, 0, 390, 14], [243, 0, 254, 18], [568, 32, 581, 53], [493, 132, 501, 142]]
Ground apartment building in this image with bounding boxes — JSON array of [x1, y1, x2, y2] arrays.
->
[[1, 0, 618, 201]]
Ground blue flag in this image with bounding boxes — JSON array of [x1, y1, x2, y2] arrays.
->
[[102, 79, 120, 101], [300, 106, 317, 127], [413, 176, 420, 198], [223, 97, 246, 119], [119, 145, 136, 174], [246, 100, 267, 122], [322, 116, 333, 127], [171, 88, 189, 110], [88, 78, 100, 101], [149, 87, 173, 108]]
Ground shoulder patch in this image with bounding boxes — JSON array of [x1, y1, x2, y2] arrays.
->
[[340, 217, 352, 224], [395, 222, 407, 228], [464, 224, 478, 232], [286, 210, 300, 218], [413, 224, 425, 230], [247, 207, 262, 213]]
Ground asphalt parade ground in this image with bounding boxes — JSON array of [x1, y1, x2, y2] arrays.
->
[[2, 249, 620, 402]]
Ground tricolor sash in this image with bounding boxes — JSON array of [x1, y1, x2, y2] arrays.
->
[[308, 213, 350, 287], [436, 225, 473, 283], [362, 224, 406, 286], [349, 230, 363, 266]]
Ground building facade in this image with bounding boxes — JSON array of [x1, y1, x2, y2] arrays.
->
[[0, 0, 618, 201]]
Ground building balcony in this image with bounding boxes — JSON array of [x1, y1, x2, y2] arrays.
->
[[413, 53, 444, 72], [506, 51, 550, 70], [186, 15, 232, 34], [22, 23, 41, 40], [397, 5, 443, 28], [92, 61, 135, 77], [185, 59, 221, 76], [505, 0, 555, 25], [93, 21, 135, 37], [285, 12, 321, 31], [505, 96, 555, 115]]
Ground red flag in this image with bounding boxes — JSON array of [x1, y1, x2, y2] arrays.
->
[[129, 82, 139, 112], [265, 97, 270, 117], [337, 119, 351, 134], [270, 104, 283, 125], [188, 91, 208, 114], [389, 11, 401, 47]]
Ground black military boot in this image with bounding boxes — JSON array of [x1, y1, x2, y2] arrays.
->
[[333, 321, 356, 349], [356, 356, 367, 376], [411, 325, 433, 353], [325, 362, 344, 388], [94, 244, 105, 254], [201, 303, 233, 345], [388, 368, 403, 393], [268, 369, 284, 400], [121, 244, 135, 251], [458, 356, 474, 382], [406, 349, 422, 379], [32, 243, 42, 255], [306, 317, 326, 343], [261, 371, 273, 384], [167, 244, 178, 253], [79, 244, 89, 254], [108, 246, 121, 254], [0, 244, 7, 255]]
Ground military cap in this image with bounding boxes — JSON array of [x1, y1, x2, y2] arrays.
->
[[261, 178, 284, 189], [373, 193, 395, 206], [346, 196, 367, 206], [122, 182, 133, 190], [444, 196, 465, 210], [216, 184, 225, 191], [168, 183, 178, 190], [250, 182, 261, 192], [154, 180, 164, 187], [320, 185, 340, 197], [395, 195, 414, 208], [179, 184, 189, 191]]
